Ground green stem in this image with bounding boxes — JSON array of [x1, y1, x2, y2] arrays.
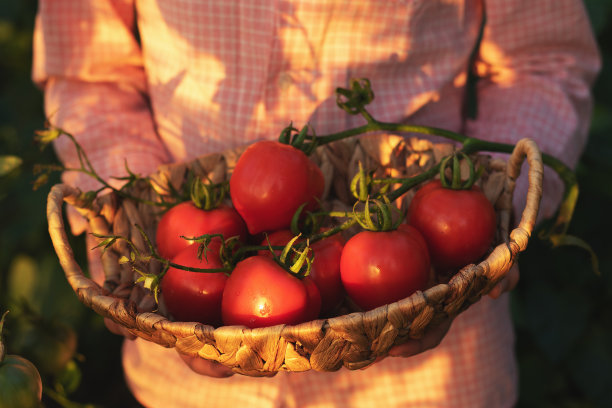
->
[[165, 261, 231, 274], [63, 166, 172, 208], [387, 165, 441, 202], [314, 120, 465, 145], [315, 119, 577, 238], [56, 129, 172, 208], [309, 218, 358, 244]]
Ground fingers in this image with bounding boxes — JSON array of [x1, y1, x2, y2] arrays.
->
[[488, 263, 520, 299], [104, 317, 234, 378], [104, 317, 137, 340], [178, 352, 234, 378], [387, 318, 453, 358]]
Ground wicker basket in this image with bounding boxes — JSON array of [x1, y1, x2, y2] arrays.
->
[[47, 134, 543, 377]]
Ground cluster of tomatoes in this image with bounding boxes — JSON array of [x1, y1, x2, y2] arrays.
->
[[154, 140, 497, 329]]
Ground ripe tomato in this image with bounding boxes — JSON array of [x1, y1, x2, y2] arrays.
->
[[305, 159, 325, 211], [257, 229, 295, 257], [155, 201, 247, 260], [0, 354, 42, 408], [229, 141, 324, 235], [302, 276, 322, 321], [308, 234, 345, 315], [340, 228, 430, 311], [258, 230, 345, 315], [397, 223, 431, 262], [161, 243, 228, 326], [407, 179, 496, 272], [0, 312, 42, 408], [221, 256, 318, 328]]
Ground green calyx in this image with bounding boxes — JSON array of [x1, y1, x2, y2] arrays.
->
[[354, 196, 403, 232], [290, 203, 322, 238], [267, 234, 313, 279], [336, 78, 375, 116], [439, 152, 480, 190], [189, 175, 228, 210], [349, 161, 391, 202], [278, 123, 318, 155]]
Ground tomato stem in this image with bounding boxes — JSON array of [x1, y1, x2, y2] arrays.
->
[[313, 107, 577, 244], [35, 126, 176, 208], [439, 153, 477, 190]]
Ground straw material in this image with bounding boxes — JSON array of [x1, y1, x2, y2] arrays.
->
[[47, 135, 543, 376]]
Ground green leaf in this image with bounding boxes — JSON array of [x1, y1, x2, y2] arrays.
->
[[0, 155, 22, 176], [549, 234, 600, 276], [33, 127, 62, 147], [31, 173, 49, 191]]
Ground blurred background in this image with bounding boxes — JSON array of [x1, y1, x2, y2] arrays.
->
[[0, 1, 610, 407]]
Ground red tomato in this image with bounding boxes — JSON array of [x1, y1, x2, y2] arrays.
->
[[309, 235, 345, 315], [161, 243, 228, 326], [407, 179, 496, 272], [155, 201, 247, 260], [221, 256, 316, 328], [257, 229, 295, 257], [258, 230, 345, 315], [397, 223, 431, 263], [229, 141, 324, 235], [305, 159, 325, 211], [340, 228, 430, 311], [302, 276, 322, 321]]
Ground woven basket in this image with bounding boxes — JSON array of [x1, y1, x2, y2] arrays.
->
[[47, 134, 543, 377]]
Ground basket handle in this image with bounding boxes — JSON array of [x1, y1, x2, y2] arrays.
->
[[480, 138, 543, 283], [47, 184, 122, 317]]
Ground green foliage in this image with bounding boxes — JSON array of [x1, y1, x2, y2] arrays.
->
[[0, 2, 141, 407], [0, 1, 610, 408], [512, 4, 612, 407]]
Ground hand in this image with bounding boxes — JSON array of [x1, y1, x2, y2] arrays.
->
[[104, 317, 137, 340], [386, 263, 519, 358], [488, 263, 520, 299], [386, 317, 453, 358], [177, 352, 234, 378]]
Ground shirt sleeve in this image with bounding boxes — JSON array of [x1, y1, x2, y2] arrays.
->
[[32, 0, 171, 194], [466, 0, 601, 220]]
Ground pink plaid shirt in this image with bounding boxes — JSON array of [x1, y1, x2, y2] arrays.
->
[[33, 1, 599, 407]]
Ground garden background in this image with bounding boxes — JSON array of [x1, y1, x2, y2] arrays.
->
[[1, 1, 610, 407]]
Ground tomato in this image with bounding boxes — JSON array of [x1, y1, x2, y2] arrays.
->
[[258, 230, 345, 315], [0, 313, 42, 408], [161, 243, 228, 326], [221, 256, 318, 328], [340, 228, 430, 311], [308, 235, 345, 315], [407, 179, 496, 272], [257, 229, 295, 257], [397, 223, 431, 263], [302, 276, 322, 321], [229, 141, 324, 235], [156, 201, 247, 260], [305, 158, 325, 211], [0, 354, 42, 408]]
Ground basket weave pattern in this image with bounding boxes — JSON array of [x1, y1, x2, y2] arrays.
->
[[47, 135, 543, 376]]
